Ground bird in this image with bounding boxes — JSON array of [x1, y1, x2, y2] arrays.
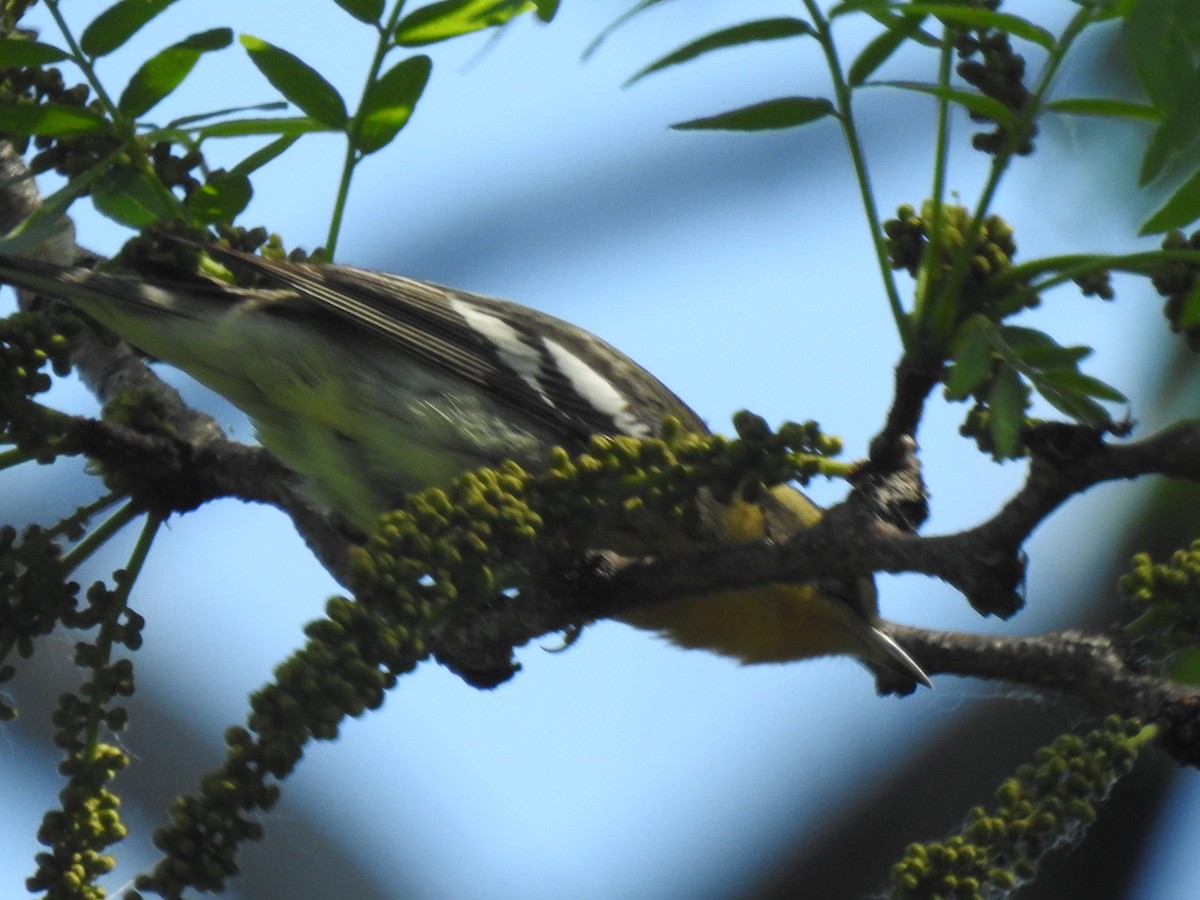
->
[[0, 246, 930, 690]]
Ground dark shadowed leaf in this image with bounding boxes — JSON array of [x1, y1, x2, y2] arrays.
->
[[1046, 97, 1160, 121], [1125, 0, 1200, 184], [945, 315, 996, 400], [869, 80, 1015, 127], [671, 96, 834, 131], [993, 325, 1125, 425], [896, 4, 1055, 50], [92, 167, 176, 227], [534, 0, 559, 22], [625, 18, 812, 87], [229, 135, 301, 177], [0, 38, 70, 66], [848, 15, 926, 86], [1179, 282, 1200, 331], [1140, 167, 1200, 234], [165, 102, 288, 130], [240, 35, 348, 129], [334, 0, 385, 24], [583, 0, 675, 60], [988, 366, 1029, 459], [0, 103, 109, 136], [0, 152, 122, 247]]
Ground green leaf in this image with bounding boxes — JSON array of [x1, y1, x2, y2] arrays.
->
[[987, 366, 1029, 459], [1030, 371, 1110, 424], [240, 35, 347, 129], [869, 80, 1016, 127], [944, 315, 995, 400], [992, 326, 1125, 424], [0, 215, 71, 254], [356, 55, 432, 154], [671, 97, 834, 132], [229, 134, 301, 177], [847, 16, 925, 87], [393, 0, 535, 46], [0, 103, 109, 136], [334, 0, 385, 24], [583, 0, 676, 60], [1179, 281, 1200, 331], [827, 0, 878, 17], [166, 102, 289, 130], [1014, 342, 1091, 370], [999, 325, 1075, 358], [186, 171, 252, 223], [92, 166, 176, 228], [534, 0, 560, 22], [1165, 647, 1200, 686], [191, 116, 331, 139], [624, 18, 812, 88], [1138, 121, 1200, 186], [1046, 97, 1161, 122], [0, 38, 70, 66], [894, 4, 1056, 51], [1125, 0, 1200, 184], [3, 148, 125, 246], [1139, 166, 1200, 234], [81, 0, 180, 58], [119, 28, 233, 118], [1042, 369, 1126, 404]]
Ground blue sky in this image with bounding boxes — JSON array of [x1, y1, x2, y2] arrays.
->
[[2, 2, 1198, 898]]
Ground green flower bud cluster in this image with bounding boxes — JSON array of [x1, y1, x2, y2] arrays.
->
[[26, 573, 144, 899], [138, 595, 415, 896], [113, 225, 313, 285], [1119, 539, 1200, 657], [1151, 229, 1200, 350], [354, 461, 540, 615], [0, 61, 117, 180], [0, 42, 215, 203], [883, 202, 1028, 318], [534, 414, 843, 553], [1, 309, 77, 459], [950, 2, 1037, 156], [26, 743, 128, 900], [957, 405, 1013, 459], [0, 523, 81, 720], [890, 716, 1151, 899], [148, 142, 203, 199], [1072, 269, 1114, 301], [138, 420, 843, 895], [537, 429, 698, 547], [728, 411, 844, 493], [141, 464, 541, 896]]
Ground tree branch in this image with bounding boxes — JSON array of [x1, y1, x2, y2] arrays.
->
[[891, 625, 1200, 768]]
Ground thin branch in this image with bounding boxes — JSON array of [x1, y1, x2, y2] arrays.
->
[[891, 625, 1200, 768]]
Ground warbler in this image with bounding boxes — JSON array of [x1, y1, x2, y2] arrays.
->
[[0, 248, 929, 689]]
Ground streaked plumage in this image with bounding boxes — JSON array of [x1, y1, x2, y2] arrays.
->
[[0, 248, 929, 688]]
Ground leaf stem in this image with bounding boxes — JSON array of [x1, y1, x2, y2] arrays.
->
[[81, 510, 160, 756], [43, 0, 188, 222], [924, 7, 1096, 343], [803, 0, 910, 348], [913, 29, 955, 332], [326, 1, 410, 258], [61, 501, 142, 574]]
